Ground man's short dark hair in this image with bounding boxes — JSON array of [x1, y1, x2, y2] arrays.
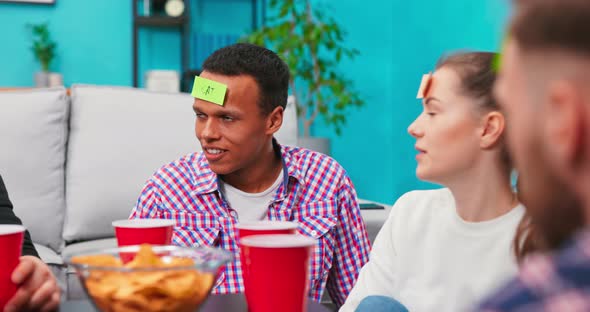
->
[[202, 43, 290, 115], [511, 0, 590, 56]]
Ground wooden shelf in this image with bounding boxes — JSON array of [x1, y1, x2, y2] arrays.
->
[[132, 0, 262, 92], [132, 0, 191, 91], [135, 16, 186, 27]]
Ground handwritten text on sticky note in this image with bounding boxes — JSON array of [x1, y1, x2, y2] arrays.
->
[[191, 76, 228, 106]]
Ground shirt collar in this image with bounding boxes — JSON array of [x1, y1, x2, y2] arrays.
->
[[190, 138, 304, 196]]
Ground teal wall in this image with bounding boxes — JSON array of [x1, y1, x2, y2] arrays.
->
[[0, 1, 132, 86], [0, 0, 510, 205], [316, 0, 511, 204]]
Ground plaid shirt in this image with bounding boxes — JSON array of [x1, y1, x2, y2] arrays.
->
[[478, 229, 590, 312], [130, 142, 370, 305]]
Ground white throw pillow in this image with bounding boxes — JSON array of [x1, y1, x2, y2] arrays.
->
[[63, 85, 199, 242], [0, 88, 69, 252]]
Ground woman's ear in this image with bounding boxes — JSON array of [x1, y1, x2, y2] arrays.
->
[[480, 111, 505, 149], [266, 106, 284, 135]]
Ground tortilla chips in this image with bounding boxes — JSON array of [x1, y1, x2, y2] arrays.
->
[[71, 245, 215, 312]]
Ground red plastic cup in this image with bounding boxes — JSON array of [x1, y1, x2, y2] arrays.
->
[[240, 234, 316, 312], [236, 221, 298, 290], [112, 219, 174, 262], [0, 225, 25, 311]]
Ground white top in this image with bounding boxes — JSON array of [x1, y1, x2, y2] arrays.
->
[[220, 170, 284, 222], [340, 188, 525, 312]]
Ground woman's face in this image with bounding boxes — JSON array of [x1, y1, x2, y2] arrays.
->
[[408, 66, 485, 184]]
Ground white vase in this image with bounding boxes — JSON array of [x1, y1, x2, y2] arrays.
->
[[34, 72, 50, 87], [48, 73, 63, 87], [34, 72, 63, 88], [297, 137, 331, 156]]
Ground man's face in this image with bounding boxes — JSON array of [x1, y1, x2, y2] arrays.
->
[[495, 41, 583, 246], [193, 71, 277, 175]]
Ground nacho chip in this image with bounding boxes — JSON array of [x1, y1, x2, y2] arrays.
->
[[73, 245, 216, 312]]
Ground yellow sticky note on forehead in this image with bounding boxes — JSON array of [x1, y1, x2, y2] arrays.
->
[[191, 76, 228, 106], [416, 73, 433, 99]]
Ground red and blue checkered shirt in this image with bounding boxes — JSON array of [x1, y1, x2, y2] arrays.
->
[[478, 229, 590, 312], [130, 143, 370, 305]]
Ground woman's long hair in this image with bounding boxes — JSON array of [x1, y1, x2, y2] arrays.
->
[[436, 52, 541, 263]]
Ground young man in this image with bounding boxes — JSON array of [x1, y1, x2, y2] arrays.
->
[[0, 175, 60, 312], [479, 0, 590, 310], [131, 43, 370, 306]]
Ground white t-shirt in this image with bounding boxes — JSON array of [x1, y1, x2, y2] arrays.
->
[[340, 188, 525, 312], [219, 170, 284, 222]]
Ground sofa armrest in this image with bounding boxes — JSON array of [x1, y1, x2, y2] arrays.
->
[[358, 199, 391, 245]]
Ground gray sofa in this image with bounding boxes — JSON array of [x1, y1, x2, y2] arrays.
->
[[0, 85, 390, 299]]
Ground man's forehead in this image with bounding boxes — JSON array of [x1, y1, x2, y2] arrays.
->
[[193, 97, 240, 112], [498, 41, 528, 83]]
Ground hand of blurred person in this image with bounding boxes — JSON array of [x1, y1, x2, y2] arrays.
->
[[4, 255, 60, 312]]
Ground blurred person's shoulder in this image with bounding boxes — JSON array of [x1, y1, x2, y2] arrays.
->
[[478, 229, 590, 311]]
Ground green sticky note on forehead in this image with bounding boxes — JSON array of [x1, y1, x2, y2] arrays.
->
[[191, 76, 227, 106]]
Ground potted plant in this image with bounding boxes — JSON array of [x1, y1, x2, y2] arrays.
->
[[28, 22, 61, 87], [243, 0, 364, 155]]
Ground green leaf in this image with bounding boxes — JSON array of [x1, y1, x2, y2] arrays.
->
[[245, 0, 365, 137]]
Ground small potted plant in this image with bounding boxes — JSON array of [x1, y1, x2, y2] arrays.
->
[[243, 0, 364, 155], [28, 22, 61, 87]]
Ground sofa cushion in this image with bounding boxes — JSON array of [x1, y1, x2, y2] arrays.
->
[[0, 88, 68, 252], [34, 243, 63, 265], [61, 237, 118, 260], [63, 85, 200, 242]]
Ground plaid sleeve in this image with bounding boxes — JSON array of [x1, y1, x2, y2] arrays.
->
[[130, 179, 163, 219], [326, 175, 371, 307], [476, 277, 541, 312]]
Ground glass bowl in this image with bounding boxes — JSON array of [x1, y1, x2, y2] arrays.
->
[[66, 245, 232, 312]]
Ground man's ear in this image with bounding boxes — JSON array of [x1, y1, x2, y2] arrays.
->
[[266, 106, 284, 135], [480, 111, 506, 149], [545, 80, 586, 170]]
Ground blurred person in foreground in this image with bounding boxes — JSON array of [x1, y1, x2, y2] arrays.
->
[[478, 0, 590, 310], [0, 175, 60, 312]]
